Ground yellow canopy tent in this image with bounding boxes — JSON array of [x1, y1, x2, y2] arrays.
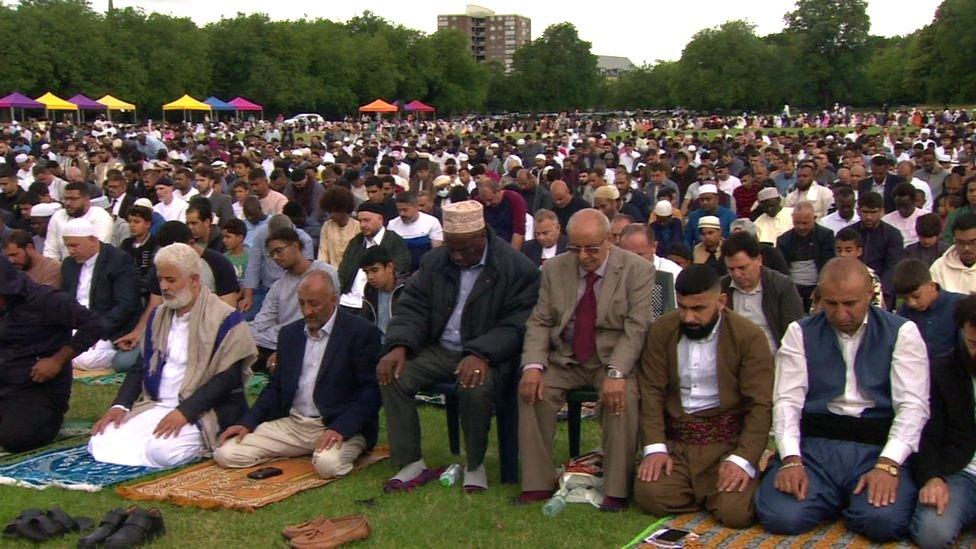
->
[[35, 92, 78, 120], [97, 94, 137, 122], [162, 94, 211, 121]]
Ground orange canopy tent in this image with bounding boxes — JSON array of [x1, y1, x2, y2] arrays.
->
[[358, 99, 398, 113]]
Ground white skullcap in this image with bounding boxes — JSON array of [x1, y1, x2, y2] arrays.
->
[[698, 216, 721, 231], [15, 153, 28, 164], [30, 203, 62, 218], [698, 184, 718, 195], [133, 198, 154, 209], [757, 187, 781, 202], [62, 218, 97, 238], [653, 200, 673, 217]]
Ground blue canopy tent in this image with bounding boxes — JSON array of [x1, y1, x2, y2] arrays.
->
[[203, 96, 235, 119]]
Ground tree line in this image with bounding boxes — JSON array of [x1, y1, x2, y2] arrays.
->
[[0, 0, 973, 118]]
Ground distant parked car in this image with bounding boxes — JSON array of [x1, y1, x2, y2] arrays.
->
[[283, 113, 324, 126]]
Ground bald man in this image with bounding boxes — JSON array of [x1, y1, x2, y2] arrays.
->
[[518, 209, 654, 511], [549, 180, 588, 229], [756, 258, 929, 542]]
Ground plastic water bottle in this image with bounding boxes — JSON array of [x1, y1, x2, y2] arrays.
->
[[439, 464, 463, 487], [542, 494, 567, 516]]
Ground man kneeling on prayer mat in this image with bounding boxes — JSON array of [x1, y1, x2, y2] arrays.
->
[[88, 243, 257, 468], [755, 257, 929, 542], [635, 264, 774, 527], [214, 271, 383, 478]]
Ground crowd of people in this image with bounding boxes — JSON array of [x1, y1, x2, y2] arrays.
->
[[2, 108, 976, 546]]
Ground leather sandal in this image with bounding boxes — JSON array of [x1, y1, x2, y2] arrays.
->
[[104, 508, 164, 548], [282, 515, 362, 541], [48, 506, 94, 533], [2, 509, 44, 539], [77, 508, 131, 548], [289, 515, 369, 549]]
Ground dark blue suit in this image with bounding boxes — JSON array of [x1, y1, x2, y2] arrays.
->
[[239, 311, 383, 448]]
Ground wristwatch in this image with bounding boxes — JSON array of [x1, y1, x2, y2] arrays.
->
[[874, 463, 899, 477], [606, 367, 625, 380]]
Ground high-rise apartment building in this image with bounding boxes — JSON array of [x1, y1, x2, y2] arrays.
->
[[437, 5, 530, 72]]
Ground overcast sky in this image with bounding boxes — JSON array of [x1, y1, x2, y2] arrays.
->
[[79, 0, 941, 66]]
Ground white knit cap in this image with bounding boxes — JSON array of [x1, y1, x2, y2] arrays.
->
[[62, 218, 97, 238]]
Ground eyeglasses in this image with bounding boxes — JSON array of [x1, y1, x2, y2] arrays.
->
[[567, 241, 606, 256], [267, 246, 289, 258]]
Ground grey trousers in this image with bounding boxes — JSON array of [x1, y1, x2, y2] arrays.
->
[[380, 345, 495, 470]]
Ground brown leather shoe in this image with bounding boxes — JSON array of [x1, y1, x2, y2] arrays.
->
[[283, 515, 365, 540], [289, 515, 369, 548]]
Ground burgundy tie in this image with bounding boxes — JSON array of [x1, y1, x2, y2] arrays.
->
[[572, 271, 599, 363]]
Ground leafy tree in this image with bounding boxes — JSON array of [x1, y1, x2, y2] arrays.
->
[[509, 23, 600, 112]]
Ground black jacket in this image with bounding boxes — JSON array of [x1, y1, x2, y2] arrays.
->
[[60, 242, 142, 341], [720, 266, 804, 345], [361, 277, 407, 328], [384, 231, 540, 369], [0, 256, 104, 401], [337, 229, 411, 294], [626, 189, 653, 221], [776, 225, 836, 277], [239, 312, 383, 448], [913, 348, 976, 485], [858, 174, 905, 213], [852, 220, 904, 299], [521, 235, 568, 266]]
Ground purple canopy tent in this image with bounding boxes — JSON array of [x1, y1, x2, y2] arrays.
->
[[67, 94, 108, 123], [228, 97, 263, 120], [0, 92, 45, 120]]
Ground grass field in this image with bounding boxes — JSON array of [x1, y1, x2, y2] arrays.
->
[[0, 384, 656, 548]]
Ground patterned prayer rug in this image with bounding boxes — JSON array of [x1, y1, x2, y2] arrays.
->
[[0, 444, 168, 492], [73, 371, 127, 385], [625, 512, 976, 548], [117, 446, 389, 512], [246, 373, 269, 396]]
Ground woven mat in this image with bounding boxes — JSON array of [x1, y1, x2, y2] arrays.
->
[[117, 445, 389, 512], [635, 512, 976, 548], [0, 443, 166, 492], [73, 368, 126, 385]]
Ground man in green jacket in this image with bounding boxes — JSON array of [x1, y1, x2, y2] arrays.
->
[[377, 200, 540, 493], [336, 202, 410, 312]]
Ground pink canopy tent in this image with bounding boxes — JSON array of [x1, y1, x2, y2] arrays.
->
[[68, 94, 107, 123], [0, 92, 44, 120], [404, 99, 435, 113], [228, 96, 263, 120]]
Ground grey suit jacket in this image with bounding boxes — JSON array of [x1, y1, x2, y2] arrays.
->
[[521, 245, 654, 375]]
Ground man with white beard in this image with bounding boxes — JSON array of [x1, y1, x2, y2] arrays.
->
[[88, 243, 257, 468]]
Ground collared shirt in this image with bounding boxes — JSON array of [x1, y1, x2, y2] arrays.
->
[[439, 246, 487, 351], [882, 207, 928, 247], [110, 192, 126, 218], [291, 311, 336, 418], [818, 211, 860, 235], [158, 311, 191, 407], [75, 252, 99, 308], [755, 207, 794, 244], [773, 315, 930, 464], [643, 316, 756, 477], [339, 227, 384, 309], [541, 243, 558, 261], [561, 256, 610, 342], [731, 280, 777, 352]]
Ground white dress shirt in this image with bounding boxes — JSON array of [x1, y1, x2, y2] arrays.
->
[[731, 280, 777, 352], [291, 312, 336, 418], [643, 317, 756, 477], [882, 207, 928, 247], [339, 227, 383, 309], [773, 316, 930, 464], [818, 211, 860, 235], [75, 252, 99, 308]]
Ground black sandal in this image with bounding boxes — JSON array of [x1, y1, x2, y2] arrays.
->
[[15, 513, 65, 542], [104, 508, 164, 548], [48, 506, 94, 533], [78, 508, 130, 548], [2, 509, 44, 538]]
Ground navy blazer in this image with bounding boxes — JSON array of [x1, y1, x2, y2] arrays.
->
[[60, 242, 141, 340], [239, 311, 383, 448], [521, 235, 568, 266]]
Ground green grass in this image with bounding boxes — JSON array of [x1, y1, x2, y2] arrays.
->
[[0, 384, 655, 548]]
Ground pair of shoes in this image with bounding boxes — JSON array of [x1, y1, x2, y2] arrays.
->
[[511, 490, 554, 506], [3, 506, 92, 543], [77, 507, 164, 548], [283, 515, 370, 548], [381, 467, 444, 493], [599, 496, 630, 512]]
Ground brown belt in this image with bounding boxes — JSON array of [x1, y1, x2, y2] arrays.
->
[[666, 414, 743, 446]]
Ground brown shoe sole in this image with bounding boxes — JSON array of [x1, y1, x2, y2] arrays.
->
[[289, 516, 369, 548], [282, 515, 363, 540]]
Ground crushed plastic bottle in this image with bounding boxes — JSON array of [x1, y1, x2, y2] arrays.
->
[[542, 494, 567, 516], [439, 464, 463, 487]]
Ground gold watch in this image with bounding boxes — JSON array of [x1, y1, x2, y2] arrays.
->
[[873, 463, 899, 477]]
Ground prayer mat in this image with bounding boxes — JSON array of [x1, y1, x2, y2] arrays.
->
[[72, 367, 114, 380], [0, 419, 93, 463], [626, 512, 976, 549], [0, 443, 168, 492], [117, 445, 390, 512], [74, 371, 127, 386], [246, 373, 269, 396]]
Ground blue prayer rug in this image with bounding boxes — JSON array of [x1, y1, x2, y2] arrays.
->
[[0, 444, 166, 492]]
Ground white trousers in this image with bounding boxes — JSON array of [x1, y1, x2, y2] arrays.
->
[[72, 339, 116, 371], [88, 404, 204, 468]]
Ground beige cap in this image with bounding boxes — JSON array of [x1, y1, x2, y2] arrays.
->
[[653, 200, 673, 217], [432, 175, 453, 189], [757, 187, 781, 202], [442, 200, 485, 234], [592, 185, 620, 201], [698, 215, 721, 231]]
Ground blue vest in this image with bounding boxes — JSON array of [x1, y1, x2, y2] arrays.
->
[[799, 307, 907, 419]]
